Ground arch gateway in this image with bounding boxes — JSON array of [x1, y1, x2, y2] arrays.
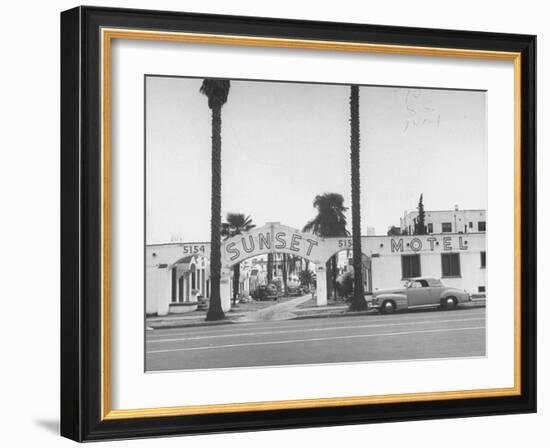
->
[[146, 222, 486, 316]]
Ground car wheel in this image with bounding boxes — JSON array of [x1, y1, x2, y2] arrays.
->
[[444, 296, 457, 310], [381, 300, 396, 314]]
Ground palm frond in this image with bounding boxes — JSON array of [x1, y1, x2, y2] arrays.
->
[[302, 219, 317, 233], [303, 192, 349, 238], [200, 79, 231, 109], [222, 212, 255, 240]]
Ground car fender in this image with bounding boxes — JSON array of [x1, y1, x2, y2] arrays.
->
[[440, 288, 468, 303], [376, 293, 407, 310]]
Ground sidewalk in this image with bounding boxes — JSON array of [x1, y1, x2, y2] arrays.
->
[[146, 296, 487, 329], [146, 295, 312, 329], [146, 310, 242, 329], [293, 299, 486, 320]]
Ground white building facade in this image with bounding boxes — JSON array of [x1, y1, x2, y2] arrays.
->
[[145, 243, 211, 316], [365, 233, 486, 294], [400, 207, 486, 235], [146, 222, 486, 316]]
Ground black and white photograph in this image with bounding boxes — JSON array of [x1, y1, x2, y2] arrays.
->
[[51, 3, 538, 443], [144, 76, 488, 372]]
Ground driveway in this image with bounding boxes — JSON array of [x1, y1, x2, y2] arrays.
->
[[235, 294, 313, 322]]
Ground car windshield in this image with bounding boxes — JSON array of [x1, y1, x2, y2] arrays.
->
[[404, 280, 427, 288]]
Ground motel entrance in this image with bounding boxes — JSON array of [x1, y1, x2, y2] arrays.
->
[[146, 222, 370, 315]]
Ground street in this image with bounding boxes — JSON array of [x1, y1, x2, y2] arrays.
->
[[145, 307, 486, 371]]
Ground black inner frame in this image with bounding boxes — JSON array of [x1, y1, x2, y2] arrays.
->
[[61, 6, 536, 442]]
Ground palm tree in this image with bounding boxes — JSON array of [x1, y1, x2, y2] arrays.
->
[[200, 78, 231, 321], [266, 253, 274, 284], [286, 255, 298, 278], [303, 193, 349, 299], [281, 254, 288, 296], [221, 213, 255, 306], [299, 269, 313, 288], [348, 85, 368, 311]]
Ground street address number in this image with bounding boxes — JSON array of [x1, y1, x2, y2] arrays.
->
[[182, 244, 206, 255]]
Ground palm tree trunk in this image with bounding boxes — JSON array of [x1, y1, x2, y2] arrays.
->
[[325, 260, 332, 300], [206, 105, 225, 320], [349, 85, 367, 311], [282, 254, 288, 296], [267, 253, 273, 284], [331, 255, 338, 299], [232, 263, 240, 306]]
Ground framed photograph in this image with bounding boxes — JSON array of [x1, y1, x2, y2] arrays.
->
[[60, 6, 536, 441]]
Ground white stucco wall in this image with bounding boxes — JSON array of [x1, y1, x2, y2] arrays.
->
[[367, 233, 486, 294], [145, 228, 486, 313], [146, 267, 171, 316], [401, 209, 487, 234]]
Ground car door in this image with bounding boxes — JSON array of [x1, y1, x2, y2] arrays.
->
[[406, 280, 432, 306], [428, 284, 445, 305]]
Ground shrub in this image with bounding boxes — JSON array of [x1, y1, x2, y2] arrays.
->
[[338, 272, 354, 298]]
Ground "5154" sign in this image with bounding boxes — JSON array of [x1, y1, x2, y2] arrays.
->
[[182, 244, 208, 255]]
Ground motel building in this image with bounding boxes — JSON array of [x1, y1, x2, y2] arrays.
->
[[400, 206, 486, 235], [146, 214, 486, 316]]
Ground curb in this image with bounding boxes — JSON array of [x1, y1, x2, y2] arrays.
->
[[462, 302, 486, 308], [292, 310, 377, 320], [147, 303, 486, 329], [292, 303, 486, 321], [147, 320, 236, 330]]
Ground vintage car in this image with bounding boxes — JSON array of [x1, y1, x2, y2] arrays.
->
[[252, 284, 279, 301], [370, 277, 471, 314], [287, 284, 306, 296]]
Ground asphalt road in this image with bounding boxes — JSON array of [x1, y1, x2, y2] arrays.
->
[[145, 307, 486, 371]]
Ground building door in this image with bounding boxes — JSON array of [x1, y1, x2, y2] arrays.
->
[[178, 276, 184, 302], [362, 255, 372, 293], [171, 268, 177, 302]]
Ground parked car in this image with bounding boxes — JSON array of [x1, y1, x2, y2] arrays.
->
[[286, 284, 305, 296], [371, 277, 471, 314], [253, 284, 279, 301]]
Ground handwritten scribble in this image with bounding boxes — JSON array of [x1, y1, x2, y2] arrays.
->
[[402, 89, 441, 132]]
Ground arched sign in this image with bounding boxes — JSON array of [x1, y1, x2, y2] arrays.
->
[[222, 223, 323, 267]]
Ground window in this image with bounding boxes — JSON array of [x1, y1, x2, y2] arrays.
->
[[478, 221, 486, 231], [401, 254, 421, 278], [441, 253, 461, 277], [469, 221, 473, 229], [478, 286, 486, 293], [427, 223, 433, 233], [480, 251, 486, 268], [442, 222, 452, 233], [409, 279, 429, 288]]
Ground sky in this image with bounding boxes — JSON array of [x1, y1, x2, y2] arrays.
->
[[145, 76, 487, 243]]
